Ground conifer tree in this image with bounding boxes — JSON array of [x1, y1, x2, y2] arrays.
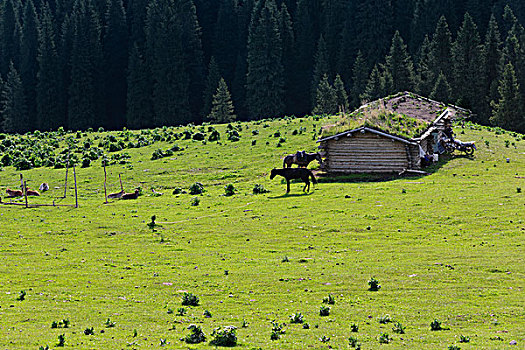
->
[[333, 74, 348, 113], [355, 1, 393, 66], [361, 65, 382, 102], [201, 57, 221, 118], [311, 35, 329, 107], [491, 62, 524, 132], [321, 0, 347, 73], [279, 3, 295, 115], [1, 62, 28, 133], [246, 0, 284, 119], [415, 35, 433, 96], [313, 74, 336, 115], [0, 0, 23, 76], [102, 0, 128, 129], [58, 14, 73, 129], [213, 0, 239, 84], [429, 16, 453, 84], [208, 77, 236, 123], [68, 0, 104, 130], [350, 50, 368, 108], [452, 13, 484, 111], [146, 0, 190, 126], [126, 43, 153, 129], [37, 3, 62, 131], [20, 0, 40, 129], [430, 71, 452, 103], [481, 14, 503, 123], [385, 31, 414, 93]]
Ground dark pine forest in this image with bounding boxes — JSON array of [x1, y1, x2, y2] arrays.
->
[[1, 0, 525, 133]]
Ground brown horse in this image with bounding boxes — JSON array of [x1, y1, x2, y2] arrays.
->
[[270, 168, 317, 193], [283, 151, 322, 168], [120, 189, 140, 200], [6, 188, 23, 197]]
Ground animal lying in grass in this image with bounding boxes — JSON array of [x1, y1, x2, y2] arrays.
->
[[26, 189, 40, 196], [120, 189, 139, 200], [39, 182, 49, 192], [270, 168, 317, 193], [6, 188, 23, 197], [107, 190, 124, 199]]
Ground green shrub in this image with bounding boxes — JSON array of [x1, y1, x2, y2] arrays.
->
[[191, 197, 200, 206], [319, 305, 330, 316], [14, 158, 32, 170], [203, 310, 212, 318], [350, 323, 359, 332], [84, 327, 94, 335], [56, 334, 65, 347], [16, 290, 26, 301], [459, 335, 470, 343], [181, 292, 199, 306], [368, 277, 381, 291], [378, 332, 391, 344], [104, 318, 116, 328], [378, 314, 392, 324], [323, 294, 335, 305], [348, 336, 360, 349], [177, 307, 186, 316], [392, 321, 405, 334], [189, 182, 205, 195], [253, 184, 269, 194], [184, 324, 206, 344], [81, 157, 91, 168], [448, 346, 461, 350], [290, 312, 304, 324], [210, 326, 237, 346], [430, 319, 442, 331], [192, 132, 205, 141], [224, 183, 236, 196], [208, 129, 221, 142]]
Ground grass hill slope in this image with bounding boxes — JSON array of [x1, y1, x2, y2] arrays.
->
[[0, 116, 523, 349]]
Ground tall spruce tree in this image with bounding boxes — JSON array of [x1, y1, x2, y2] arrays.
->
[[208, 77, 236, 123], [102, 0, 128, 129], [279, 3, 295, 115], [311, 35, 329, 108], [350, 50, 368, 108], [1, 62, 28, 133], [126, 43, 153, 129], [355, 1, 393, 66], [146, 0, 190, 126], [333, 74, 348, 114], [491, 62, 524, 132], [201, 57, 221, 118], [385, 31, 414, 93], [58, 14, 73, 129], [430, 71, 452, 103], [36, 3, 62, 131], [68, 0, 104, 130], [1, 0, 23, 76], [429, 16, 453, 84], [246, 0, 284, 119], [313, 74, 337, 115], [452, 13, 484, 112], [321, 0, 347, 74], [213, 0, 239, 84], [481, 14, 503, 123], [20, 0, 40, 130], [415, 35, 434, 96], [361, 65, 382, 102]]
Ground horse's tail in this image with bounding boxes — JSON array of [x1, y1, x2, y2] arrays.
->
[[283, 157, 286, 168], [309, 170, 317, 186]]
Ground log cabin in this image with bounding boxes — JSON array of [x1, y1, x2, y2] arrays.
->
[[317, 92, 471, 174]]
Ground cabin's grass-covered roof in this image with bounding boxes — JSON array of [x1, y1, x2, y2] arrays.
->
[[320, 92, 468, 140]]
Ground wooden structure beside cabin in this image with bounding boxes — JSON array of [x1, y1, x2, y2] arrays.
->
[[317, 92, 471, 174]]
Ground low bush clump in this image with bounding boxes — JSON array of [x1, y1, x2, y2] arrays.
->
[[181, 292, 199, 306], [378, 332, 391, 344], [210, 326, 237, 346], [378, 314, 392, 324], [348, 336, 360, 349], [184, 324, 206, 344], [322, 294, 335, 305], [289, 312, 304, 324], [224, 183, 236, 196], [319, 305, 330, 316], [392, 321, 405, 334], [368, 277, 381, 291], [430, 319, 442, 331], [253, 184, 269, 194], [189, 182, 205, 195]]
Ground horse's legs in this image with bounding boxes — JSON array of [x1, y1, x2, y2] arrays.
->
[[286, 179, 290, 193], [303, 178, 310, 192]]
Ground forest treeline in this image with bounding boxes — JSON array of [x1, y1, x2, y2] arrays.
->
[[1, 0, 525, 133]]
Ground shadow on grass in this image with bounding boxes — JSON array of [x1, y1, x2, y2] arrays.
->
[[269, 191, 314, 199]]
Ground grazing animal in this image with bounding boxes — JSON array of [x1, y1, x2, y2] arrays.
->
[[26, 189, 40, 196], [270, 168, 317, 193], [107, 190, 125, 199], [39, 183, 49, 192], [6, 188, 23, 197], [120, 189, 140, 200], [283, 151, 323, 168]]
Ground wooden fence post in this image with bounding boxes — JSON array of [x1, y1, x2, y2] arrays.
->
[[23, 180, 28, 208], [103, 161, 108, 204], [119, 173, 123, 191], [73, 166, 78, 208], [63, 158, 70, 198]]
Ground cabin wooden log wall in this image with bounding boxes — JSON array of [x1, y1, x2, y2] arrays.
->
[[318, 131, 420, 173]]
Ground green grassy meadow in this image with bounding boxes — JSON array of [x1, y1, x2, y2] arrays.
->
[[0, 117, 523, 349]]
